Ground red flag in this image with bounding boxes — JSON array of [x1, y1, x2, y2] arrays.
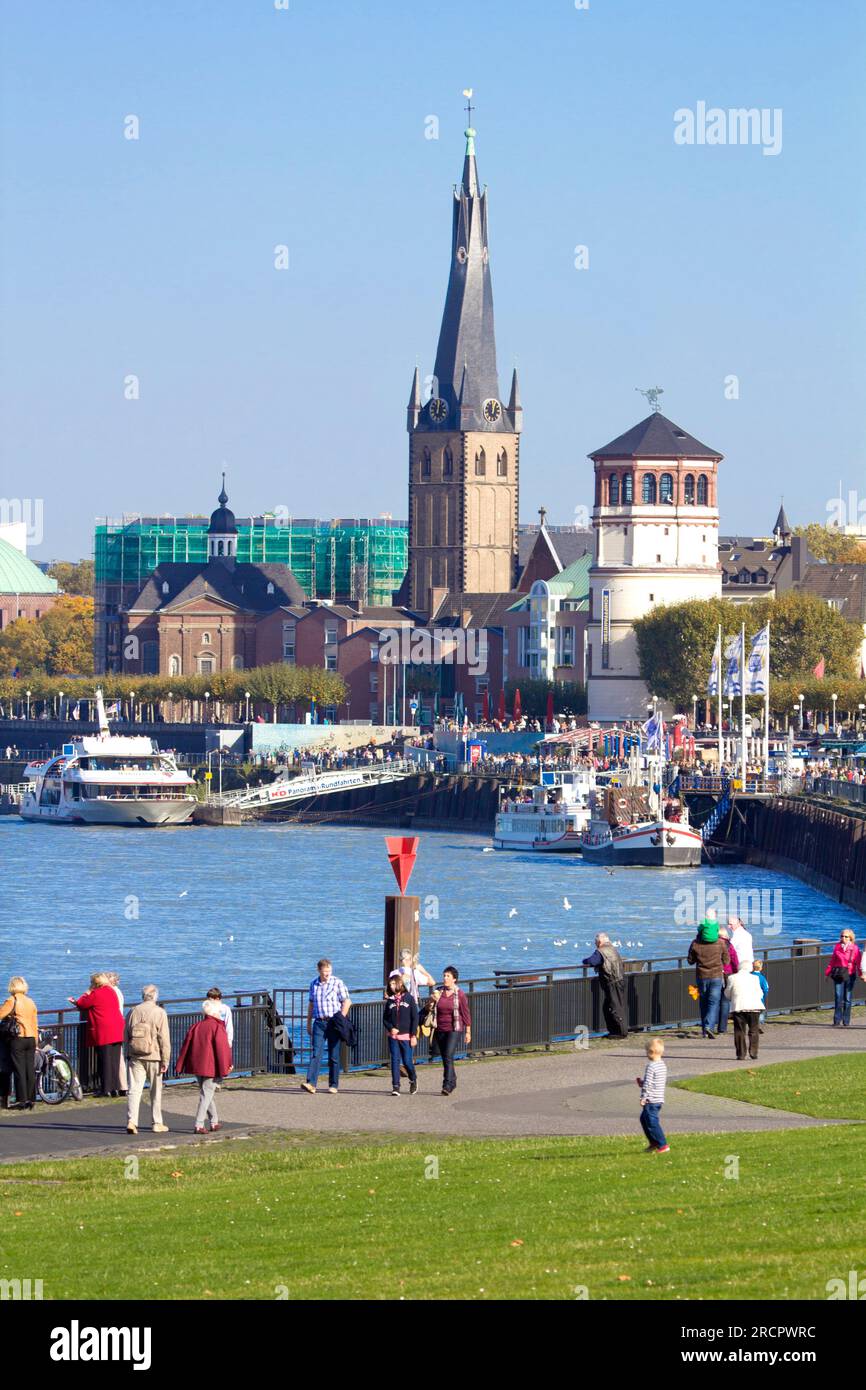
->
[[545, 690, 554, 729], [496, 688, 506, 722], [482, 690, 490, 722], [812, 657, 825, 679], [513, 687, 522, 721]]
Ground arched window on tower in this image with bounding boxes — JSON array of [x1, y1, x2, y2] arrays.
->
[[622, 473, 634, 504], [608, 473, 620, 505], [422, 448, 431, 477], [659, 473, 674, 504], [496, 448, 507, 477], [697, 473, 708, 505], [475, 448, 486, 477], [443, 447, 453, 477], [684, 473, 695, 505], [641, 473, 657, 504], [217, 540, 224, 555]]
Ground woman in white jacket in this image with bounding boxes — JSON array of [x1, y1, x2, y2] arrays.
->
[[724, 961, 765, 1061]]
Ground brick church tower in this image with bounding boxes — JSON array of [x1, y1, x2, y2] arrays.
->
[[407, 118, 520, 615]]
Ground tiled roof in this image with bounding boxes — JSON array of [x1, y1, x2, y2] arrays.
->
[[591, 412, 721, 460]]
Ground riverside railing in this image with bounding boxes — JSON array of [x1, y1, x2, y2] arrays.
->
[[33, 943, 846, 1092], [810, 776, 866, 806]]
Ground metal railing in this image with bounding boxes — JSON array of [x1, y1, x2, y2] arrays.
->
[[31, 945, 846, 1091], [810, 777, 866, 806]]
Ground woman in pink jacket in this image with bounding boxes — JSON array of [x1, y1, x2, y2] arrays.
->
[[825, 929, 861, 1028]]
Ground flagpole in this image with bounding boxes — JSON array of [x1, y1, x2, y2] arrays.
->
[[764, 621, 770, 785], [740, 621, 747, 789], [717, 623, 723, 774]]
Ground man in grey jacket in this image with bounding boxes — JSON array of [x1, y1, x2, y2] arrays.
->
[[125, 985, 172, 1135], [582, 933, 628, 1039]]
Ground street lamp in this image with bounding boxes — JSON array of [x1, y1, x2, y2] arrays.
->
[[692, 693, 698, 729], [204, 690, 211, 723], [129, 690, 136, 724], [25, 689, 30, 720], [58, 690, 65, 721], [831, 692, 838, 733], [245, 690, 251, 723], [798, 692, 805, 731], [167, 691, 173, 723]]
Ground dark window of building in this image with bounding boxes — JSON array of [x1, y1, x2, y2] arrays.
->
[[622, 473, 634, 504], [697, 473, 708, 505], [496, 449, 507, 477], [608, 473, 619, 505], [443, 447, 453, 476], [142, 641, 159, 675], [422, 448, 431, 477], [475, 448, 486, 476], [659, 472, 674, 503], [642, 473, 657, 504], [684, 473, 695, 504]]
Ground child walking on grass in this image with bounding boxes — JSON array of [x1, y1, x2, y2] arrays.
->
[[636, 1037, 670, 1154]]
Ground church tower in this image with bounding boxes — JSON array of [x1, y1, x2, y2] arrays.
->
[[407, 117, 520, 614]]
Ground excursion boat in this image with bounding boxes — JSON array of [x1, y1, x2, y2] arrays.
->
[[580, 765, 702, 867], [19, 690, 197, 827], [493, 767, 595, 852]]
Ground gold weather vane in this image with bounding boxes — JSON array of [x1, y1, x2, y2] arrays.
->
[[636, 386, 664, 413], [463, 88, 474, 123]]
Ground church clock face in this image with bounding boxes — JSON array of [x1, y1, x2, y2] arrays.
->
[[482, 397, 502, 424], [428, 397, 448, 422]]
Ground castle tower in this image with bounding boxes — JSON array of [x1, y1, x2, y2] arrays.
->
[[207, 476, 238, 566], [407, 120, 520, 614], [585, 411, 723, 721]]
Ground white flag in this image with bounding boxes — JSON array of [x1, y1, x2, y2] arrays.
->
[[745, 624, 769, 696], [708, 633, 721, 697], [722, 634, 741, 697]]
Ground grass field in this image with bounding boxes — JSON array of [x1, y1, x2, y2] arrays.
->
[[677, 1051, 866, 1120], [2, 1126, 864, 1301]]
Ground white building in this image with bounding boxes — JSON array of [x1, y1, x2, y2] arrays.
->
[[586, 411, 723, 721]]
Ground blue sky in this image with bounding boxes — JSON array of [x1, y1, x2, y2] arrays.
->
[[2, 0, 864, 559]]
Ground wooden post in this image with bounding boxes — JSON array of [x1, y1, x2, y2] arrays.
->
[[383, 894, 420, 989]]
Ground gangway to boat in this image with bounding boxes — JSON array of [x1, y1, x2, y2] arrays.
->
[[210, 759, 414, 813]]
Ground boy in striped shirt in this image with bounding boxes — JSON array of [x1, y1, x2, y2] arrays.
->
[[636, 1037, 670, 1154]]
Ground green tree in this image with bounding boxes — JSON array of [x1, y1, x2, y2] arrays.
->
[[634, 598, 730, 708], [48, 559, 95, 597], [794, 524, 866, 563]]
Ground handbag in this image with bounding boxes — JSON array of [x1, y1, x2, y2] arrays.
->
[[419, 996, 437, 1039], [0, 1002, 22, 1039], [830, 965, 852, 984]]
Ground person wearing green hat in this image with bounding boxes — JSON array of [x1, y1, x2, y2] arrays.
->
[[687, 914, 730, 1037]]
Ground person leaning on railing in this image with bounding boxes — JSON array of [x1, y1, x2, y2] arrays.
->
[[69, 972, 125, 1098], [0, 977, 38, 1110]]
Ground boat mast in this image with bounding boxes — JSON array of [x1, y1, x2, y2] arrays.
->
[[95, 687, 110, 737]]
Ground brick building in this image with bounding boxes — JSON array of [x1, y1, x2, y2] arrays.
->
[[0, 537, 59, 632]]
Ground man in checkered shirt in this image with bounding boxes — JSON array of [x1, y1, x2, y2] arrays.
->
[[301, 958, 352, 1095]]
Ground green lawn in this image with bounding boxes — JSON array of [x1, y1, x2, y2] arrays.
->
[[2, 1127, 864, 1300], [677, 1051, 866, 1120]]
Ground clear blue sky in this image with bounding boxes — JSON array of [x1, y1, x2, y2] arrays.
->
[[2, 0, 864, 560]]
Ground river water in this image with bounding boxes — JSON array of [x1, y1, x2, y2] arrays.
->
[[1, 818, 861, 1008]]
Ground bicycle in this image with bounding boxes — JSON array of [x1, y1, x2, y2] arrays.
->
[[35, 1030, 82, 1105]]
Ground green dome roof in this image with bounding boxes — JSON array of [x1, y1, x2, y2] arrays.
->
[[0, 538, 59, 595]]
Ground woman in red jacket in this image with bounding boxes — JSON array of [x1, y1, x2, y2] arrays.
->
[[825, 928, 862, 1028], [69, 972, 125, 1097], [176, 1000, 233, 1133]]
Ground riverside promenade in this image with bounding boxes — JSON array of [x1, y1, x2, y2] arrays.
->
[[0, 1015, 861, 1162]]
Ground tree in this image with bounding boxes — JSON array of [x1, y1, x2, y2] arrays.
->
[[634, 591, 860, 709], [48, 559, 95, 597], [794, 524, 866, 563], [0, 596, 94, 677]]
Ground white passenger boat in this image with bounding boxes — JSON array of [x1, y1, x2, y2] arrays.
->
[[493, 767, 595, 852], [580, 760, 702, 867], [19, 690, 196, 827]]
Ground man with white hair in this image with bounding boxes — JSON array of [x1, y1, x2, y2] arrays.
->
[[582, 933, 628, 1039], [124, 985, 171, 1136], [728, 917, 754, 969]]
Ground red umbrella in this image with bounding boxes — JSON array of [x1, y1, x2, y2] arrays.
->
[[482, 690, 490, 722], [546, 690, 554, 729], [497, 688, 506, 722], [513, 687, 522, 721]]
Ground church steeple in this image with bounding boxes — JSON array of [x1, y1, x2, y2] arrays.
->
[[424, 122, 512, 431]]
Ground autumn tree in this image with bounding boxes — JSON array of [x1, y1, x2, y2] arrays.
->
[[0, 596, 94, 676], [48, 559, 95, 597]]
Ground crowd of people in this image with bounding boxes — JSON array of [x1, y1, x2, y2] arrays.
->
[[1, 922, 864, 1148]]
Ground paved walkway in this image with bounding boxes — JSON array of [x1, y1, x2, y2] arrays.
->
[[1, 1018, 863, 1161]]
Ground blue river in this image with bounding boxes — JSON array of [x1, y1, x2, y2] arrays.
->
[[1, 818, 861, 1010]]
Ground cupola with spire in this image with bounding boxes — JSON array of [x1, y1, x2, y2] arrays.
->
[[208, 475, 239, 565]]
